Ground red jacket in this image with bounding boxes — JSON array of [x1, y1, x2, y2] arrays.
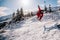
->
[[37, 5, 43, 19]]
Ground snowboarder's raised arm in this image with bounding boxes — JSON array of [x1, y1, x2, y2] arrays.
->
[[38, 5, 41, 12]]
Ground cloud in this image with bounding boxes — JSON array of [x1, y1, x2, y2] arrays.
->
[[0, 7, 9, 16], [57, 0, 60, 6]]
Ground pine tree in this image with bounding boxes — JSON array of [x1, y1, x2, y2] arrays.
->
[[44, 5, 47, 13], [15, 9, 20, 21], [16, 9, 20, 16], [49, 4, 52, 12], [13, 12, 15, 17], [12, 12, 15, 20], [31, 12, 33, 16], [20, 8, 24, 17], [11, 12, 16, 23]]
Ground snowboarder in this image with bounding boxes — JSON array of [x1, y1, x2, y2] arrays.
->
[[37, 5, 43, 20]]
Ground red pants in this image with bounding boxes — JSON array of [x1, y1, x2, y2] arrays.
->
[[37, 14, 43, 20]]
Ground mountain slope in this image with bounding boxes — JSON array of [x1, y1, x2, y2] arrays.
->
[[0, 14, 12, 22], [1, 11, 60, 40]]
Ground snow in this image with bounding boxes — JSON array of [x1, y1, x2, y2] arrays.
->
[[0, 11, 60, 40]]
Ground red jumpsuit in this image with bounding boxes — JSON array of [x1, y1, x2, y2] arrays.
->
[[37, 5, 43, 20]]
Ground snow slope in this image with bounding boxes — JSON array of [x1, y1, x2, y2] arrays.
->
[[1, 11, 60, 40]]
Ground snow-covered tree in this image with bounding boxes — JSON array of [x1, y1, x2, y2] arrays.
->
[[11, 12, 16, 23], [12, 12, 15, 19], [44, 5, 47, 13], [20, 8, 24, 17], [49, 4, 52, 12], [16, 9, 22, 21]]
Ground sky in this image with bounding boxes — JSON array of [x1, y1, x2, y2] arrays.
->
[[58, 0, 60, 6], [0, 0, 58, 16]]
